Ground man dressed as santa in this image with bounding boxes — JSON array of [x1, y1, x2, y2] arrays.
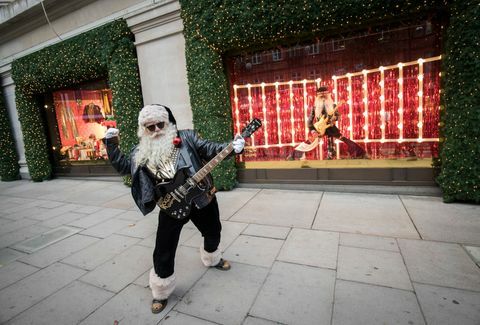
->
[[104, 104, 245, 314]]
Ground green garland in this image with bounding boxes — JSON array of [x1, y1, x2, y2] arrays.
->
[[0, 91, 20, 181], [436, 0, 480, 203], [11, 19, 142, 181]]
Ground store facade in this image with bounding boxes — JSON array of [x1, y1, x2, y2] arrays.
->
[[0, 0, 478, 202]]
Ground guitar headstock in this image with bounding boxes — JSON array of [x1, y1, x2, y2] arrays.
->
[[240, 118, 262, 138]]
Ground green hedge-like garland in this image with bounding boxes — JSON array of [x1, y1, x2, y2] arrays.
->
[[436, 0, 480, 203], [0, 91, 20, 181], [11, 19, 142, 181], [180, 0, 480, 202]]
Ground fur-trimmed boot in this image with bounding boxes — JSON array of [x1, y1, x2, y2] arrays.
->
[[200, 244, 231, 270], [149, 268, 175, 314]]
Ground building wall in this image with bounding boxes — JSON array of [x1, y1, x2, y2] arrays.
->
[[0, 0, 192, 178]]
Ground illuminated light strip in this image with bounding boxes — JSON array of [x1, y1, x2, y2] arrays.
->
[[417, 58, 424, 142], [247, 84, 255, 145], [379, 66, 386, 143], [397, 63, 404, 142], [319, 138, 323, 160], [347, 73, 353, 139], [332, 76, 338, 103], [362, 70, 369, 142], [233, 85, 240, 135], [261, 83, 268, 147], [303, 79, 309, 139], [275, 82, 282, 145], [336, 139, 340, 159], [289, 80, 295, 142]]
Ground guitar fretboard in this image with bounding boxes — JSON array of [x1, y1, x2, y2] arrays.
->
[[191, 143, 234, 183]]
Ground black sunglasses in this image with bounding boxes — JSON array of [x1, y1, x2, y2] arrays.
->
[[145, 121, 165, 132]]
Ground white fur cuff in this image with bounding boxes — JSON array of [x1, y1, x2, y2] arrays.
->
[[149, 269, 176, 300], [200, 244, 222, 267]]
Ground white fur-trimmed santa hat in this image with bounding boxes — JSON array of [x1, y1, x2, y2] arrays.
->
[[138, 104, 176, 127]]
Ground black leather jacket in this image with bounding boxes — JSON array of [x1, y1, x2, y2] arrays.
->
[[105, 129, 230, 215]]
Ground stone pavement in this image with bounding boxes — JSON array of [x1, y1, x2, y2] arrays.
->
[[0, 179, 479, 325]]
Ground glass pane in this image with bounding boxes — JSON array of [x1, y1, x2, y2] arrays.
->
[[227, 19, 443, 165], [53, 88, 115, 162]]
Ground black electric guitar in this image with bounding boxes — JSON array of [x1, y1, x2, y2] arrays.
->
[[156, 118, 262, 219]]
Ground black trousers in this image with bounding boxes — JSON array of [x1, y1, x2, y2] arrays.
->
[[153, 197, 222, 278]]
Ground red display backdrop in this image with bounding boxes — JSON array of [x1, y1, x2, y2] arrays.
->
[[227, 21, 443, 161]]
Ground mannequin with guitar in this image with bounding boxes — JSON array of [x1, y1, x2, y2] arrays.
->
[[103, 104, 261, 314], [291, 86, 367, 160]]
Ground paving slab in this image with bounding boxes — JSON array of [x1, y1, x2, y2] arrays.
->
[[0, 248, 25, 267], [1, 179, 77, 198], [464, 245, 480, 266], [0, 262, 86, 323], [80, 218, 133, 238], [7, 281, 114, 325], [250, 261, 336, 325], [242, 224, 290, 240], [339, 233, 399, 252], [401, 195, 480, 245], [277, 228, 339, 269], [37, 180, 116, 203], [0, 218, 39, 236], [216, 188, 260, 220], [79, 284, 178, 325], [224, 235, 284, 268], [337, 246, 413, 291], [67, 207, 125, 229], [115, 210, 147, 222], [0, 261, 39, 290], [19, 234, 99, 268], [27, 204, 84, 221], [102, 193, 138, 210], [175, 263, 269, 325], [230, 189, 321, 228], [313, 192, 420, 239], [159, 311, 218, 324], [0, 224, 51, 249], [3, 206, 52, 221], [80, 244, 152, 293], [398, 239, 480, 291], [332, 280, 425, 325], [61, 234, 140, 270], [114, 214, 158, 239], [12, 225, 81, 253], [414, 282, 480, 325], [37, 211, 87, 228], [73, 205, 103, 214]]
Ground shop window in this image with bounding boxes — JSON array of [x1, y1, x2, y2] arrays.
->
[[48, 80, 115, 164], [227, 19, 444, 165]]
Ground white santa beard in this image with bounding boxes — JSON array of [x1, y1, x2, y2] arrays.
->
[[136, 124, 177, 166]]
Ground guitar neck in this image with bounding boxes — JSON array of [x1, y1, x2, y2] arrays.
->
[[191, 143, 234, 183]]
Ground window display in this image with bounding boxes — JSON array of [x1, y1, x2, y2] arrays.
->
[[53, 88, 115, 163], [227, 20, 443, 164]]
